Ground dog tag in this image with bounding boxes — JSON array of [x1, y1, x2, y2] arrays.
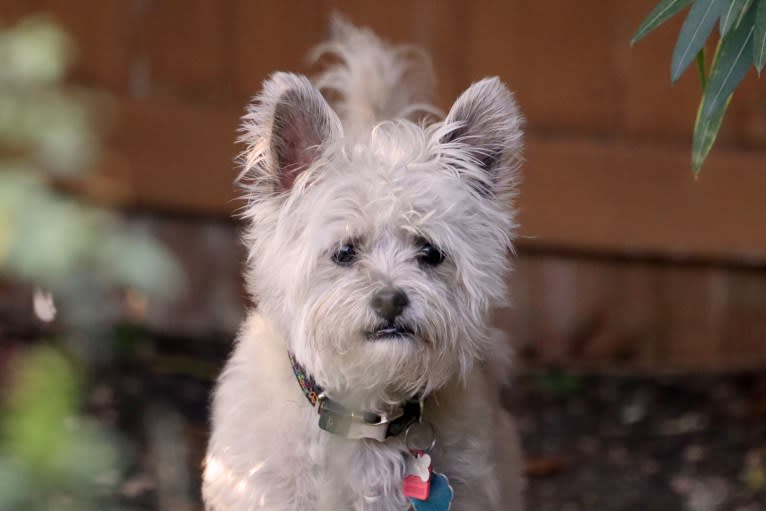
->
[[409, 472, 453, 511], [402, 452, 432, 500]]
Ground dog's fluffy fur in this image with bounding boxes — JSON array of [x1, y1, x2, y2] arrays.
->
[[203, 18, 525, 511]]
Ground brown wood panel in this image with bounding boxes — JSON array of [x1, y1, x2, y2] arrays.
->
[[654, 266, 721, 366], [135, 0, 231, 102], [6, 1, 766, 262], [719, 268, 766, 365], [106, 98, 240, 214], [464, 0, 623, 135], [725, 71, 766, 149], [0, 0, 38, 22], [621, 1, 703, 144], [408, 0, 465, 108], [0, 0, 130, 92], [32, 0, 131, 93], [230, 0, 324, 100], [519, 137, 766, 261], [500, 254, 766, 372]]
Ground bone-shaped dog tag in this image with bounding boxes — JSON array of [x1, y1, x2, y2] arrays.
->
[[402, 452, 432, 500]]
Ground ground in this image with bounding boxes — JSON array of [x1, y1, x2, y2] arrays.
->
[[508, 372, 766, 511], [84, 330, 766, 511]]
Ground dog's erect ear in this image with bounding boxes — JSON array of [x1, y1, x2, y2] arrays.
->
[[240, 72, 341, 192], [441, 77, 523, 199]]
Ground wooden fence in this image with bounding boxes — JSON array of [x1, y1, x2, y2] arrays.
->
[[4, 0, 766, 370]]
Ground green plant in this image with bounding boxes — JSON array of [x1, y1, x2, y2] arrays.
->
[[632, 0, 766, 173], [0, 15, 182, 510]]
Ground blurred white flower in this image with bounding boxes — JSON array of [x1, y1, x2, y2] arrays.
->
[[33, 287, 56, 322]]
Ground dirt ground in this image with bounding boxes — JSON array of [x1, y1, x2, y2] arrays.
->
[[81, 332, 766, 510], [507, 372, 766, 511]]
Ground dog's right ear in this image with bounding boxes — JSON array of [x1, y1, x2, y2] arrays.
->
[[239, 72, 341, 192]]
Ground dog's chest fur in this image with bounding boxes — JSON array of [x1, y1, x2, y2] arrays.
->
[[203, 314, 518, 511]]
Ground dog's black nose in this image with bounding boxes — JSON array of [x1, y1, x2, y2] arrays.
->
[[371, 287, 409, 322]]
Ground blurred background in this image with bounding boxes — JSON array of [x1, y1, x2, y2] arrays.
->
[[0, 1, 765, 510]]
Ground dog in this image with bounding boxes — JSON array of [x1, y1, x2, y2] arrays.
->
[[202, 17, 525, 511]]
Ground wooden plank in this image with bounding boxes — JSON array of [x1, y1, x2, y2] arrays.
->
[[723, 71, 766, 150], [519, 137, 766, 261], [105, 98, 241, 214], [230, 0, 324, 101], [464, 0, 623, 135], [504, 256, 664, 368], [133, 0, 230, 102], [717, 267, 766, 367], [408, 0, 465, 108], [621, 1, 704, 144], [500, 253, 766, 372], [0, 0, 38, 22], [653, 265, 721, 367], [33, 0, 131, 93]]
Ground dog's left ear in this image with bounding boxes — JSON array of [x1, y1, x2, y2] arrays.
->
[[440, 77, 523, 200], [240, 72, 342, 192]]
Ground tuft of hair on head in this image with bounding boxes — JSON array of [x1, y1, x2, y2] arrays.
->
[[437, 76, 524, 205], [237, 72, 342, 199], [310, 14, 440, 135]]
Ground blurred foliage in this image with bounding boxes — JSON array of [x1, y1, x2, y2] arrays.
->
[[0, 347, 124, 511], [531, 369, 586, 399], [0, 15, 183, 510], [632, 0, 766, 173]]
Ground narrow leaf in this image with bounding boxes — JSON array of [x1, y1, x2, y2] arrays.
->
[[695, 49, 708, 89], [631, 0, 695, 45], [755, 0, 766, 73], [720, 0, 755, 35], [702, 7, 756, 118], [692, 93, 732, 172], [672, 0, 725, 82]]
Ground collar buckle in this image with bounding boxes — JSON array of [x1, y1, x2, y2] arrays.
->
[[290, 351, 422, 441], [317, 395, 408, 441]]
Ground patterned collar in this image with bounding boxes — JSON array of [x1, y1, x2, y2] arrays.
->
[[287, 351, 422, 441], [288, 351, 324, 406]]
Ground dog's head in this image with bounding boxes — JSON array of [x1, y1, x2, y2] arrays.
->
[[239, 73, 522, 408]]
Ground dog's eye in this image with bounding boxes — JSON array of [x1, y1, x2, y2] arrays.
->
[[417, 242, 445, 267], [332, 243, 357, 266]]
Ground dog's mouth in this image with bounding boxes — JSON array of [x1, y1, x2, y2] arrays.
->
[[366, 323, 415, 341]]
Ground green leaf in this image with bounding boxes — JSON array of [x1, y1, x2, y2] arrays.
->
[[695, 48, 708, 88], [755, 0, 766, 73], [720, 0, 755, 35], [702, 7, 756, 118], [631, 0, 695, 45], [672, 0, 725, 82], [692, 92, 731, 172], [692, 10, 757, 173]]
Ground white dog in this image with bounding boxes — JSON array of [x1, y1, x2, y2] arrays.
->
[[203, 18, 525, 511]]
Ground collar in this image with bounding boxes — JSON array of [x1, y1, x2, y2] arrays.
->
[[288, 351, 422, 441]]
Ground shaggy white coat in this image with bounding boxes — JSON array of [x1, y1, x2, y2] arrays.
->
[[203, 18, 525, 511]]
